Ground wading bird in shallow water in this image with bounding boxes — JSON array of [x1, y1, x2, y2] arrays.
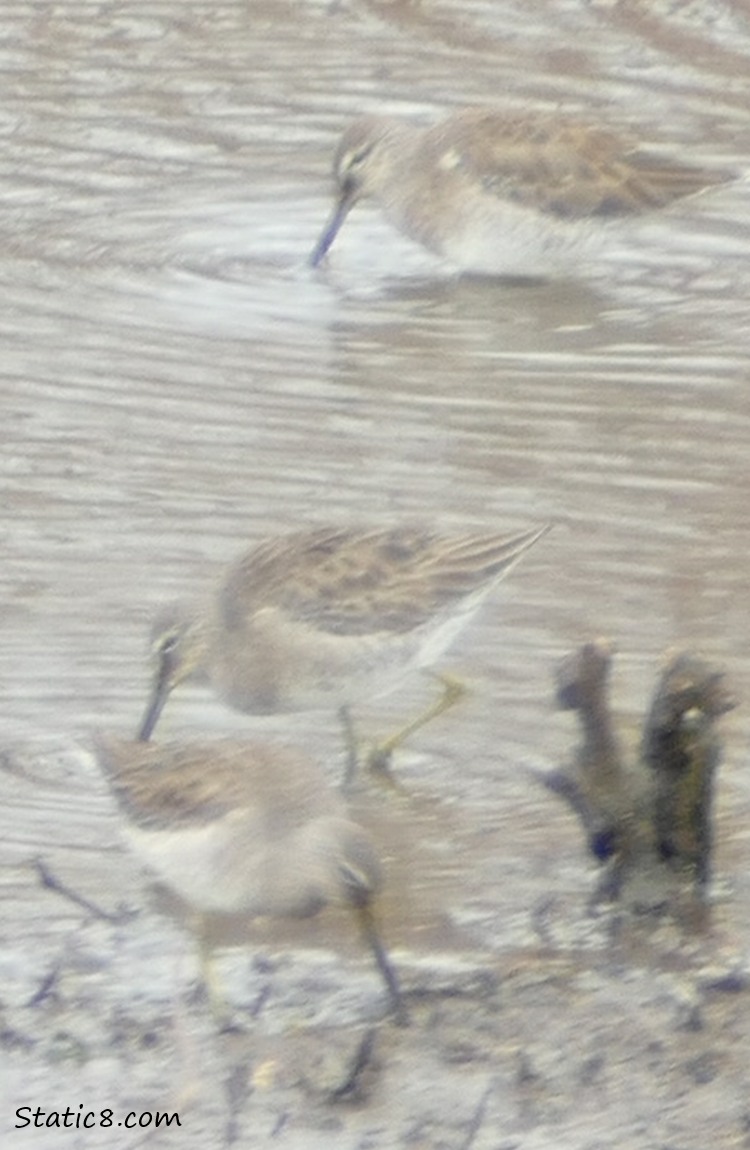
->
[[310, 108, 731, 277], [137, 523, 551, 782], [95, 735, 407, 1023]]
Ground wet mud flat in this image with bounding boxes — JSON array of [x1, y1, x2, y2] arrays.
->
[[2, 713, 750, 1150], [7, 947, 750, 1150]]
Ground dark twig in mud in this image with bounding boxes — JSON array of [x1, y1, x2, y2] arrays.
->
[[26, 966, 60, 1009], [643, 654, 735, 889], [542, 643, 736, 906], [458, 1077, 498, 1150], [329, 1027, 379, 1102], [223, 1060, 253, 1146], [34, 856, 135, 923]]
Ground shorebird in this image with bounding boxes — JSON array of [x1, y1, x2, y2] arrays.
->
[[95, 735, 406, 1022], [137, 523, 551, 780], [310, 108, 730, 276]]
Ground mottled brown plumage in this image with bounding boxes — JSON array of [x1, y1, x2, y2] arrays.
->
[[138, 524, 551, 750], [95, 735, 405, 1019], [310, 108, 730, 275]]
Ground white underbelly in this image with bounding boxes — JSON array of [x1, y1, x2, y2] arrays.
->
[[123, 821, 264, 915]]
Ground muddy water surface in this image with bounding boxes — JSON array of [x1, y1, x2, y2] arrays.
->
[[2, 2, 750, 1147]]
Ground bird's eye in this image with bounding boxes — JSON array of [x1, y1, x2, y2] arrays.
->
[[351, 143, 374, 167], [340, 142, 376, 180], [157, 630, 181, 659]]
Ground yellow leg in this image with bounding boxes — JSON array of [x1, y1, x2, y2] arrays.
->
[[194, 917, 232, 1027], [367, 673, 466, 779]]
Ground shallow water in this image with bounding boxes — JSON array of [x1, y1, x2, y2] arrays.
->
[[2, 1, 750, 1147]]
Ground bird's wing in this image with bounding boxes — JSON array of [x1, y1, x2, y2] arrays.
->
[[435, 110, 728, 219]]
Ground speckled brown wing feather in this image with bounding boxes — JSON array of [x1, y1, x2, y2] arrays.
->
[[218, 527, 543, 638], [95, 737, 335, 831], [434, 110, 729, 220]]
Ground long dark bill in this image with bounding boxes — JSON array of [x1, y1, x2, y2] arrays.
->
[[136, 665, 171, 742], [309, 186, 356, 268]]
